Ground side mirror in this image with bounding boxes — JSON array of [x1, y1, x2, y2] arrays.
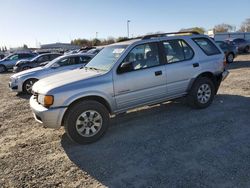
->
[[118, 61, 133, 74]]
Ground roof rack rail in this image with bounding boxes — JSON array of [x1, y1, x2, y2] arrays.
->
[[142, 31, 200, 40]]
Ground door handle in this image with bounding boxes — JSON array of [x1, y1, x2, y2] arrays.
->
[[155, 71, 162, 76], [193, 63, 199, 68]]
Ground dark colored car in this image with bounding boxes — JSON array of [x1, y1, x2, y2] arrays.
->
[[0, 54, 5, 60], [13, 53, 62, 72], [0, 53, 37, 73], [215, 41, 237, 63], [226, 38, 250, 53]]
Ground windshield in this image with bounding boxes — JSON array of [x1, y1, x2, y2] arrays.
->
[[85, 45, 127, 71], [44, 55, 64, 68]]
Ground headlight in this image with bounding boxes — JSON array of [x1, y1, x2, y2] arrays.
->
[[11, 77, 18, 83], [38, 94, 54, 107]]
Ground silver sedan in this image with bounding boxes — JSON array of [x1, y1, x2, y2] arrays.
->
[[9, 53, 94, 94]]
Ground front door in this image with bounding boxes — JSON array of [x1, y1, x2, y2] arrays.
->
[[113, 42, 167, 110]]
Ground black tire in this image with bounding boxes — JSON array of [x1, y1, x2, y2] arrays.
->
[[187, 77, 215, 109], [0, 65, 7, 73], [226, 53, 234, 63], [23, 78, 38, 94], [22, 66, 31, 71], [245, 46, 249, 53], [64, 100, 110, 144]]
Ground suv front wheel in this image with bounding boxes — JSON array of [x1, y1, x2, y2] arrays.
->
[[188, 77, 215, 109], [64, 100, 110, 144]]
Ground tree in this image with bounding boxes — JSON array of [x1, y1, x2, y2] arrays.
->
[[92, 38, 101, 46], [179, 27, 205, 34], [116, 37, 129, 42], [214, 23, 234, 33], [71, 38, 91, 47], [238, 18, 250, 32], [23, 44, 28, 49]]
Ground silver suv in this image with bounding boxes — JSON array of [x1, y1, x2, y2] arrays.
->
[[30, 32, 229, 144]]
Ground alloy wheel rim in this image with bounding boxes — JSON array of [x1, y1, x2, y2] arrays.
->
[[197, 83, 211, 104], [75, 110, 103, 137], [228, 54, 234, 62], [25, 80, 34, 93]]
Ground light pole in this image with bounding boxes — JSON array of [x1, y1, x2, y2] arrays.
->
[[96, 32, 98, 39], [127, 20, 131, 38]]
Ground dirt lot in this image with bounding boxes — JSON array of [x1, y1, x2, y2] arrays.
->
[[0, 55, 250, 188]]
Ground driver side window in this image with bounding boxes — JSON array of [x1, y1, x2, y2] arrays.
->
[[119, 43, 160, 73]]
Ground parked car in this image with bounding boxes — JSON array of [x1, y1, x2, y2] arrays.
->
[[9, 53, 94, 94], [29, 31, 229, 144], [13, 53, 62, 72], [215, 41, 237, 63], [0, 53, 37, 73], [0, 53, 5, 60], [86, 47, 103, 56], [226, 38, 250, 53]]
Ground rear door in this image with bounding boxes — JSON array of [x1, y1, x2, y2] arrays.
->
[[162, 39, 198, 96], [113, 42, 167, 110]]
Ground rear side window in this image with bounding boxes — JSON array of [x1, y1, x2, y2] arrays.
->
[[193, 38, 221, 56], [163, 39, 194, 63]]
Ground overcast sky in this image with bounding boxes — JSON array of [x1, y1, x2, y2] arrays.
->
[[0, 0, 250, 48]]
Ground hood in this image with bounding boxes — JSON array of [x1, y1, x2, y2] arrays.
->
[[11, 67, 44, 78], [32, 68, 102, 94]]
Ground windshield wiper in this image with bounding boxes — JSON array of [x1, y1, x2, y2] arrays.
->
[[84, 66, 105, 71]]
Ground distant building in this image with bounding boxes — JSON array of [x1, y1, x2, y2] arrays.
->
[[40, 43, 80, 50]]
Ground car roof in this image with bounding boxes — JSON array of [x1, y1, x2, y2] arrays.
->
[[108, 32, 207, 47]]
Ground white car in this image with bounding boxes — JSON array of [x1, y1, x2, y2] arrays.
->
[[9, 53, 94, 94]]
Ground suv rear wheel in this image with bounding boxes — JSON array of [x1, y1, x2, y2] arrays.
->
[[64, 100, 110, 144], [188, 77, 215, 109]]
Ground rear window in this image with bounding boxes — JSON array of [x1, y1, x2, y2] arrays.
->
[[193, 38, 221, 56]]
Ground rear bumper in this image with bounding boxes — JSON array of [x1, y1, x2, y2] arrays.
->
[[29, 95, 67, 129], [222, 70, 229, 81]]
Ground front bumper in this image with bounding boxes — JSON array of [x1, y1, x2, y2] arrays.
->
[[13, 66, 21, 73], [8, 80, 19, 92], [29, 95, 67, 129]]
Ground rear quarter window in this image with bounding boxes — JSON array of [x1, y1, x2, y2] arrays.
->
[[193, 38, 221, 56]]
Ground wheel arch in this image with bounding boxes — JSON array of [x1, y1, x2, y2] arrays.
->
[[22, 77, 39, 91], [62, 95, 112, 127], [188, 72, 220, 93]]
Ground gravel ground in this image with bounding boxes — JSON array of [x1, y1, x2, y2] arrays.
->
[[0, 54, 250, 188]]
